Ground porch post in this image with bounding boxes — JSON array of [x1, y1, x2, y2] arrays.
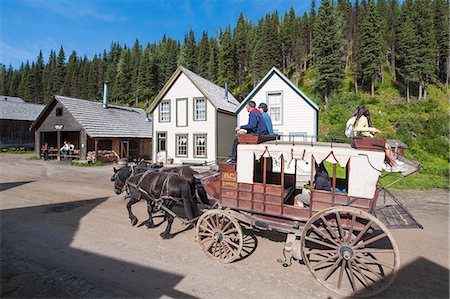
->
[[56, 130, 61, 161], [80, 130, 87, 160], [94, 139, 98, 161]]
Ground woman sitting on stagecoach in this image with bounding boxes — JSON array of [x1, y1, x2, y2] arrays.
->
[[349, 106, 404, 171]]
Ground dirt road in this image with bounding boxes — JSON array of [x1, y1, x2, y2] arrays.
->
[[0, 154, 448, 298]]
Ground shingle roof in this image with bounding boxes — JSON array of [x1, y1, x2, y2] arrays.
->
[[148, 65, 239, 114], [0, 95, 25, 103], [0, 100, 44, 121], [34, 96, 152, 138]]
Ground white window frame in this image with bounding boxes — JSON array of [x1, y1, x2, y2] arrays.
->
[[194, 98, 206, 121], [175, 134, 188, 157], [159, 100, 171, 123], [156, 132, 167, 152], [267, 92, 283, 125], [193, 134, 207, 158]]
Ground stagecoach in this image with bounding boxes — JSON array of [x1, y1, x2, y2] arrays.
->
[[196, 135, 422, 297]]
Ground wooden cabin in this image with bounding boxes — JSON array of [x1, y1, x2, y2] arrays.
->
[[31, 95, 152, 161], [0, 96, 44, 149]]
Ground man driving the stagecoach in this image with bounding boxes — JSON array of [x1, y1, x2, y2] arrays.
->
[[227, 100, 268, 163]]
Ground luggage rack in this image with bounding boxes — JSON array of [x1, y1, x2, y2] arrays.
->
[[374, 186, 423, 229]]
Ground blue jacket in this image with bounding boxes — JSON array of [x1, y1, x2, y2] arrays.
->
[[240, 110, 268, 135], [261, 112, 273, 135]]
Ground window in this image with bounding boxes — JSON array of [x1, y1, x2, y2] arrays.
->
[[157, 132, 166, 152], [268, 93, 282, 125], [176, 134, 188, 157], [159, 100, 170, 122], [194, 98, 206, 121], [55, 108, 63, 117], [194, 134, 207, 157]]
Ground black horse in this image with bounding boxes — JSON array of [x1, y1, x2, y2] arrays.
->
[[112, 165, 211, 238], [124, 170, 199, 239]]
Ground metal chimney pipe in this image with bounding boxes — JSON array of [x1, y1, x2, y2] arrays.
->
[[224, 81, 228, 100], [103, 81, 109, 108], [145, 98, 150, 122]]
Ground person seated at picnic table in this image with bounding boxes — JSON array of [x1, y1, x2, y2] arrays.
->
[[60, 141, 70, 160], [257, 103, 274, 135], [349, 106, 403, 171], [41, 142, 49, 160], [227, 100, 268, 163]]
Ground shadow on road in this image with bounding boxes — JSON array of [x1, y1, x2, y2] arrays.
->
[[346, 257, 449, 298], [0, 197, 198, 298], [0, 181, 35, 192]]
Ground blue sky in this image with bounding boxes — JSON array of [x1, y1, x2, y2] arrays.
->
[[1, 0, 310, 69]]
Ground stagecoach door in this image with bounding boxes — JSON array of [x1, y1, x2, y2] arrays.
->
[[121, 140, 129, 159]]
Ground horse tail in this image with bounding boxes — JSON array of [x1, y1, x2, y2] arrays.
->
[[180, 181, 199, 220]]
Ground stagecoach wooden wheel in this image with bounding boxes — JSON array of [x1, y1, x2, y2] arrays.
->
[[301, 206, 400, 297], [195, 210, 243, 264]]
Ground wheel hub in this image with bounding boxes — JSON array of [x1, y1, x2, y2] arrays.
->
[[339, 246, 354, 260], [213, 231, 223, 242]]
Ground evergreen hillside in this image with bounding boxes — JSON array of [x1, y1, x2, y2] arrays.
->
[[0, 0, 448, 188]]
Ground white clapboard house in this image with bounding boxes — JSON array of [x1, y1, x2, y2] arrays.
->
[[148, 66, 239, 165], [236, 67, 319, 141]]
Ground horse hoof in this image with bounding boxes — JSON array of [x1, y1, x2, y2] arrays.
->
[[131, 218, 138, 226], [146, 223, 156, 229], [160, 232, 174, 239]]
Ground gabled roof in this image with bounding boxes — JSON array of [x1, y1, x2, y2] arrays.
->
[[0, 95, 25, 103], [32, 95, 152, 139], [148, 65, 239, 114], [235, 67, 319, 113], [0, 100, 44, 121]]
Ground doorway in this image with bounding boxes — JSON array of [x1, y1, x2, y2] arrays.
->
[[121, 140, 129, 159]]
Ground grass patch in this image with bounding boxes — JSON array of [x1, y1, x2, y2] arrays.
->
[[71, 161, 106, 167], [1, 148, 34, 154], [27, 156, 43, 160]]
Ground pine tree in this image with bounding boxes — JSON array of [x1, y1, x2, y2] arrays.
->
[[433, 0, 449, 87], [312, 0, 343, 106], [55, 46, 66, 95], [233, 11, 251, 87], [131, 38, 142, 102], [115, 48, 133, 101], [412, 0, 436, 99], [178, 30, 197, 71], [359, 0, 384, 96], [0, 65, 6, 95], [34, 51, 44, 103], [197, 31, 210, 78], [218, 26, 235, 89], [397, 1, 419, 102], [208, 37, 219, 83], [64, 51, 78, 96], [250, 18, 265, 85]]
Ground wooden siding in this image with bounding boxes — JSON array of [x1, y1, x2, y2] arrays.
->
[[38, 102, 83, 132], [0, 119, 34, 149], [152, 73, 217, 164], [217, 112, 237, 159], [238, 73, 316, 138]]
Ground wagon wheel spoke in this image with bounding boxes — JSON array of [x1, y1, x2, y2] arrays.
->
[[350, 260, 373, 289], [354, 233, 387, 249], [356, 249, 394, 254], [335, 212, 345, 241], [337, 259, 347, 290], [353, 257, 384, 280], [350, 220, 373, 246], [320, 216, 342, 244], [205, 215, 216, 231], [305, 236, 338, 249], [311, 224, 340, 247], [356, 254, 395, 270], [346, 214, 356, 243], [311, 253, 339, 270], [323, 257, 343, 281], [305, 249, 337, 255], [198, 224, 213, 234], [221, 219, 234, 233], [346, 258, 357, 291]]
